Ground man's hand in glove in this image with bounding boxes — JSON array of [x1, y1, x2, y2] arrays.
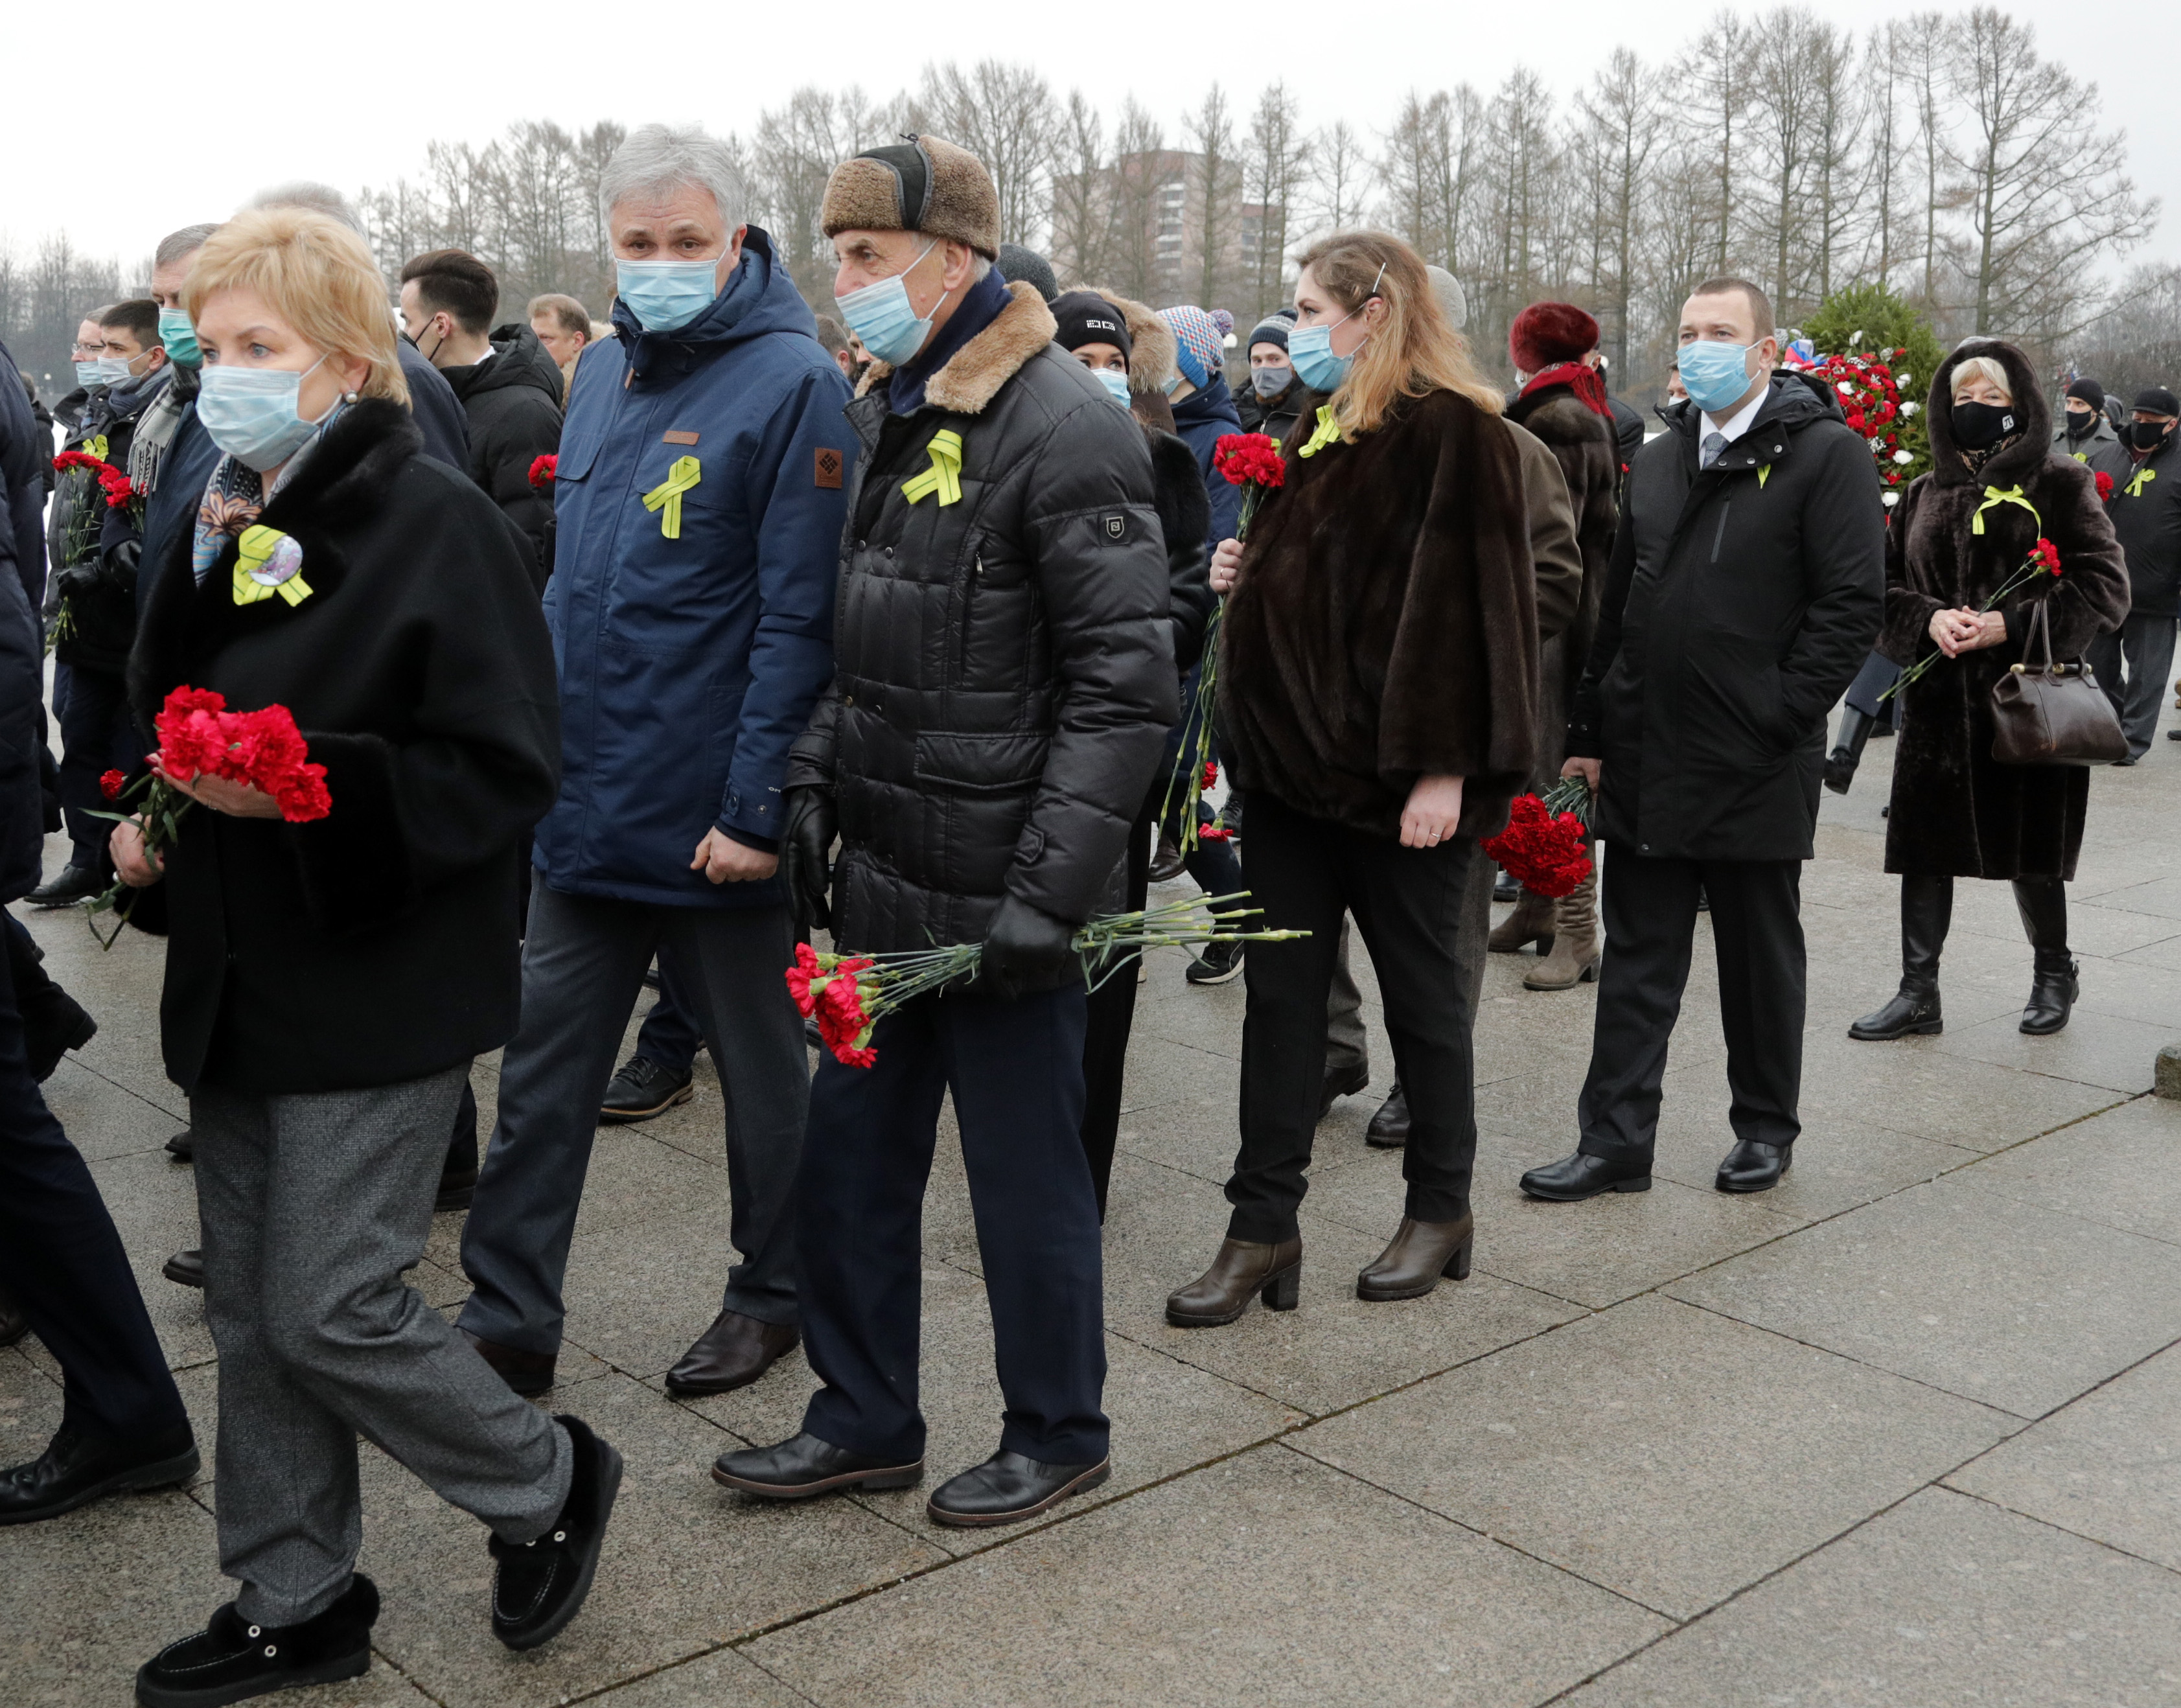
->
[[781, 786, 836, 930], [975, 895, 1076, 1001]]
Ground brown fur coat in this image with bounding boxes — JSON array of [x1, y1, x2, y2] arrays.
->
[[1218, 388, 1540, 840]]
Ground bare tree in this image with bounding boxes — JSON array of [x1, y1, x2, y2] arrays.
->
[[1308, 119, 1373, 239], [1105, 100, 1167, 302], [1186, 86, 1243, 310], [1049, 92, 1110, 286], [1244, 81, 1310, 320], [1690, 9, 1755, 274], [1749, 8, 1819, 319], [1861, 23, 1913, 290], [1573, 49, 1663, 376], [1804, 23, 1864, 308], [918, 60, 1059, 248], [1897, 13, 1956, 306]]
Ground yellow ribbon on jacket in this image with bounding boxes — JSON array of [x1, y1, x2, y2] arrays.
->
[[643, 455, 702, 538], [1971, 484, 2041, 537], [902, 430, 964, 506], [231, 525, 313, 608], [82, 434, 109, 462], [1297, 405, 1342, 459], [2124, 465, 2157, 499]]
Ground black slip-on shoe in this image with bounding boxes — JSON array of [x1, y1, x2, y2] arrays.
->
[[462, 1330, 557, 1397], [490, 1414, 621, 1652], [1316, 1061, 1370, 1123], [926, 1451, 1111, 1529], [163, 1248, 205, 1289], [599, 1056, 695, 1124], [712, 1432, 922, 1499], [1716, 1140, 1792, 1193], [165, 1129, 194, 1162], [1518, 1150, 1652, 1201], [26, 864, 106, 907], [135, 1575, 377, 1708], [1, 1422, 199, 1526]]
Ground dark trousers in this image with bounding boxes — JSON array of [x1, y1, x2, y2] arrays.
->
[[2086, 612, 2177, 759], [798, 986, 1108, 1466], [1577, 849, 1805, 1160], [0, 922, 187, 1442], [53, 662, 141, 873], [1080, 810, 1154, 1221], [1229, 792, 1484, 1243], [632, 943, 704, 1078]]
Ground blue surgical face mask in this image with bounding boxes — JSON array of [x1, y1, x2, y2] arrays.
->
[[615, 257, 722, 333], [836, 240, 943, 367], [196, 357, 333, 472], [75, 360, 107, 390], [1288, 322, 1356, 393], [1092, 367, 1133, 409], [91, 354, 139, 386], [1676, 338, 1757, 414], [158, 307, 200, 368], [1252, 362, 1292, 398]]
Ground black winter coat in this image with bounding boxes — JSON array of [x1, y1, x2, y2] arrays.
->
[[788, 283, 1179, 962], [1569, 372, 1885, 862], [0, 340, 45, 903], [1879, 341, 2130, 881], [53, 373, 166, 673], [1146, 424, 1215, 675], [2110, 430, 2180, 619], [127, 399, 559, 1094], [445, 325, 564, 586], [1237, 377, 1312, 446]]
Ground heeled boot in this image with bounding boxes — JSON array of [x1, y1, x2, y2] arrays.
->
[[1849, 873, 1952, 1040], [1823, 706, 1876, 795], [1488, 888, 1554, 954], [1166, 1236, 1302, 1328], [1525, 867, 1600, 989], [2014, 878, 2077, 1035]]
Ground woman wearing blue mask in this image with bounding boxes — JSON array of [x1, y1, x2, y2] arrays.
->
[[1167, 231, 1541, 1326], [116, 205, 621, 1705]]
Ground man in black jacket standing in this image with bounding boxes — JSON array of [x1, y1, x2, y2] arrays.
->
[[2088, 387, 2178, 762], [1521, 278, 1883, 1201], [713, 136, 1176, 1527]]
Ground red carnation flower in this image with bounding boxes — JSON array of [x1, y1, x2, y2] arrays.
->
[[1199, 824, 1234, 842], [1201, 760, 1217, 791], [1212, 433, 1285, 489], [99, 769, 127, 801], [527, 454, 557, 492], [52, 450, 107, 475], [2030, 537, 2062, 576], [2095, 470, 2115, 500], [97, 465, 135, 508]]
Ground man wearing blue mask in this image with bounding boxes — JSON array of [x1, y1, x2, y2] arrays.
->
[[712, 135, 1175, 1529], [459, 123, 854, 1406], [1520, 276, 1883, 1202]]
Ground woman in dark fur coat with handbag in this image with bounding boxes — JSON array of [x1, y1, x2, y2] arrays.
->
[[1851, 339, 2129, 1044], [1166, 231, 1540, 1326], [113, 210, 619, 1705]]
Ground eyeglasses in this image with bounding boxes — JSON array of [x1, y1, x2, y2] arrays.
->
[[69, 341, 104, 356]]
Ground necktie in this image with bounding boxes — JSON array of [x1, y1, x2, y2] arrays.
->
[[1701, 430, 1727, 469]]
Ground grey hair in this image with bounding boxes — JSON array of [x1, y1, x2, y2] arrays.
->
[[154, 224, 221, 269], [246, 181, 364, 235], [1949, 354, 2013, 403], [599, 124, 746, 233]]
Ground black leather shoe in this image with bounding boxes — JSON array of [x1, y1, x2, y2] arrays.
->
[[712, 1432, 923, 1499], [21, 987, 95, 1081], [2020, 958, 2079, 1033], [463, 1330, 557, 1396], [599, 1056, 694, 1124], [926, 1451, 1111, 1529], [1716, 1140, 1792, 1193], [1365, 1081, 1411, 1148], [665, 1310, 800, 1396], [1519, 1150, 1652, 1201], [1848, 985, 1942, 1040], [136, 1574, 376, 1707], [1317, 1060, 1368, 1122], [163, 1248, 205, 1288], [0, 1286, 26, 1347], [165, 1129, 194, 1162], [490, 1414, 621, 1652], [1, 1421, 198, 1526], [25, 863, 105, 907]]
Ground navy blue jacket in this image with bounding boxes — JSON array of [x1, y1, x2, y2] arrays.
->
[[1171, 373, 1244, 551], [535, 229, 854, 908], [138, 405, 220, 622], [398, 340, 470, 467]]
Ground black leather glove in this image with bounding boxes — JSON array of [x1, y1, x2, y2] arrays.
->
[[975, 894, 1077, 1001], [780, 786, 837, 931]]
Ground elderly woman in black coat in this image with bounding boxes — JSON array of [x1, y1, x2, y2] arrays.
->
[[1851, 338, 2129, 1044]]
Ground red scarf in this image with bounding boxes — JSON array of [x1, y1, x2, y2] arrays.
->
[[1521, 361, 1611, 418]]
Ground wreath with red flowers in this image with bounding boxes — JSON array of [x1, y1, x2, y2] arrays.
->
[[1790, 349, 1929, 515]]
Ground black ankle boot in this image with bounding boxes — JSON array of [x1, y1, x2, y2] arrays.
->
[[2013, 879, 2075, 1035], [1850, 874, 1951, 1040], [136, 1575, 377, 1707], [1823, 706, 1876, 795]]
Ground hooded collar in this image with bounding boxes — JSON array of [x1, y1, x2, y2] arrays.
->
[[609, 227, 814, 387], [1924, 339, 2050, 489], [1662, 369, 1843, 474]]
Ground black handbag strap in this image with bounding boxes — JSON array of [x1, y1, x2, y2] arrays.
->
[[2019, 597, 2053, 673]]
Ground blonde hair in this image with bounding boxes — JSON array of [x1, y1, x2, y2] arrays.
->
[[183, 207, 408, 407], [1948, 354, 2012, 404], [1293, 231, 1503, 436]]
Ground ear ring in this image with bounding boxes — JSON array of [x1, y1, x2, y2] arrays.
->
[[343, 389, 360, 404]]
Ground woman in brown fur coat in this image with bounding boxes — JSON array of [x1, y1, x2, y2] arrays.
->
[[1851, 339, 2129, 1043], [1164, 232, 1540, 1327]]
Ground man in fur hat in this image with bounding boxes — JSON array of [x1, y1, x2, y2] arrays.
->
[[712, 137, 1177, 1527]]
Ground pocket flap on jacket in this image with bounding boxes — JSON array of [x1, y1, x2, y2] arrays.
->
[[553, 429, 602, 483], [912, 731, 1046, 794]]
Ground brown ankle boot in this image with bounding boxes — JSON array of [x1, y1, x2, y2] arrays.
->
[[1356, 1214, 1474, 1301], [1524, 871, 1598, 990], [1488, 889, 1555, 955], [1165, 1236, 1302, 1327]]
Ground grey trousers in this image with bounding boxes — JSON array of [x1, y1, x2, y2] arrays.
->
[[459, 883, 807, 1355], [2087, 612, 2178, 759], [1323, 857, 1496, 1083], [194, 1065, 570, 1626]]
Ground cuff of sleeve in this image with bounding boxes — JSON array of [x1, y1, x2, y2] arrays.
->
[[718, 825, 780, 855], [284, 731, 417, 936]]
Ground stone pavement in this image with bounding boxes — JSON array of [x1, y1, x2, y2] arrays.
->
[[6, 710, 2181, 1708]]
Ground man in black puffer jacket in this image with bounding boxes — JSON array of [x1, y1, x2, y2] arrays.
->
[[713, 137, 1176, 1530]]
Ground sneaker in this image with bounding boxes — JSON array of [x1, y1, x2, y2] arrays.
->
[[136, 1574, 376, 1707], [1184, 938, 1244, 986], [599, 1056, 694, 1124]]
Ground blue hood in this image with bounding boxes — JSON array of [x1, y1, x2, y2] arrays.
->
[[610, 228, 818, 387]]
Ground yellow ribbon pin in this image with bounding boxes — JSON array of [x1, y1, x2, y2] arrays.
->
[[1971, 483, 2041, 537], [902, 430, 964, 506], [1297, 405, 1342, 459], [232, 525, 313, 607], [643, 455, 702, 538], [2123, 465, 2156, 499], [82, 434, 109, 462]]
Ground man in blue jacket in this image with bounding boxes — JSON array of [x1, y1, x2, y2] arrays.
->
[[459, 124, 854, 1400]]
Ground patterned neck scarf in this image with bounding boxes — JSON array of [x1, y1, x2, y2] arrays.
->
[[190, 402, 345, 584]]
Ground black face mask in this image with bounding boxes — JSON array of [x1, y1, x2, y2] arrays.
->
[[2064, 407, 2097, 437], [1952, 400, 2018, 450], [2128, 419, 2174, 452]]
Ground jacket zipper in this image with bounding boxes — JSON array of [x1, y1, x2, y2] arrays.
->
[[1710, 501, 1731, 564]]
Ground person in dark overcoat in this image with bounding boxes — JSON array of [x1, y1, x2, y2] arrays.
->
[[1850, 340, 2129, 1044]]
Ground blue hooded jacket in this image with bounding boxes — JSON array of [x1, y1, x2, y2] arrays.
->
[[535, 228, 855, 908], [1171, 373, 1244, 551]]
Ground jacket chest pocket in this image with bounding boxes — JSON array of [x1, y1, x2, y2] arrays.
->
[[956, 543, 1037, 689]]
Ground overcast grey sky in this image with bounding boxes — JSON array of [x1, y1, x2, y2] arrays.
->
[[4, 0, 2170, 279]]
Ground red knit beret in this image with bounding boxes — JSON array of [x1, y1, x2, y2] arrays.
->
[[1510, 302, 1600, 374]]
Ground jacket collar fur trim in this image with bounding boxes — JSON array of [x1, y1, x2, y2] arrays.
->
[[855, 281, 1060, 417]]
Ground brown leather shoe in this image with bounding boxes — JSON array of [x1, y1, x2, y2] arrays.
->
[[463, 1330, 557, 1397], [665, 1310, 800, 1397], [1165, 1236, 1302, 1328], [1356, 1213, 1474, 1302]]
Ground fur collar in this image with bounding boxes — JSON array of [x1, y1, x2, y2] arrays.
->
[[1092, 288, 1177, 393], [1926, 338, 2050, 489], [856, 281, 1059, 415]]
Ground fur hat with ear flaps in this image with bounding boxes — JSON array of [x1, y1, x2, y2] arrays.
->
[[821, 135, 1000, 260], [1924, 338, 2049, 489]]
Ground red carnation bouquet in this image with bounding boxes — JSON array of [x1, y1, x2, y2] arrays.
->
[[789, 895, 1307, 1068], [1882, 537, 2064, 702], [528, 454, 557, 492], [1482, 778, 1594, 898], [85, 686, 334, 946]]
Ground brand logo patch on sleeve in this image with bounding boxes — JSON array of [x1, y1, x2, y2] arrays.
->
[[1103, 514, 1127, 540], [815, 447, 844, 490]]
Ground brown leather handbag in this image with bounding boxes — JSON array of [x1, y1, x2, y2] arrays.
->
[[1989, 599, 2127, 766]]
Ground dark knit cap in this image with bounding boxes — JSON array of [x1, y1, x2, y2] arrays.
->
[[2066, 378, 2105, 410], [1050, 290, 1133, 358], [997, 244, 1058, 303], [1509, 301, 1600, 374], [2135, 386, 2180, 417], [1247, 310, 1293, 353]]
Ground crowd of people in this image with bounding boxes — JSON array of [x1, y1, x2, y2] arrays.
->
[[0, 119, 2171, 1708]]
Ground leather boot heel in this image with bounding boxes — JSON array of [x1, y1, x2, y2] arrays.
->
[[1261, 1263, 1300, 1311], [1444, 1236, 1473, 1281], [1357, 1214, 1475, 1301]]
